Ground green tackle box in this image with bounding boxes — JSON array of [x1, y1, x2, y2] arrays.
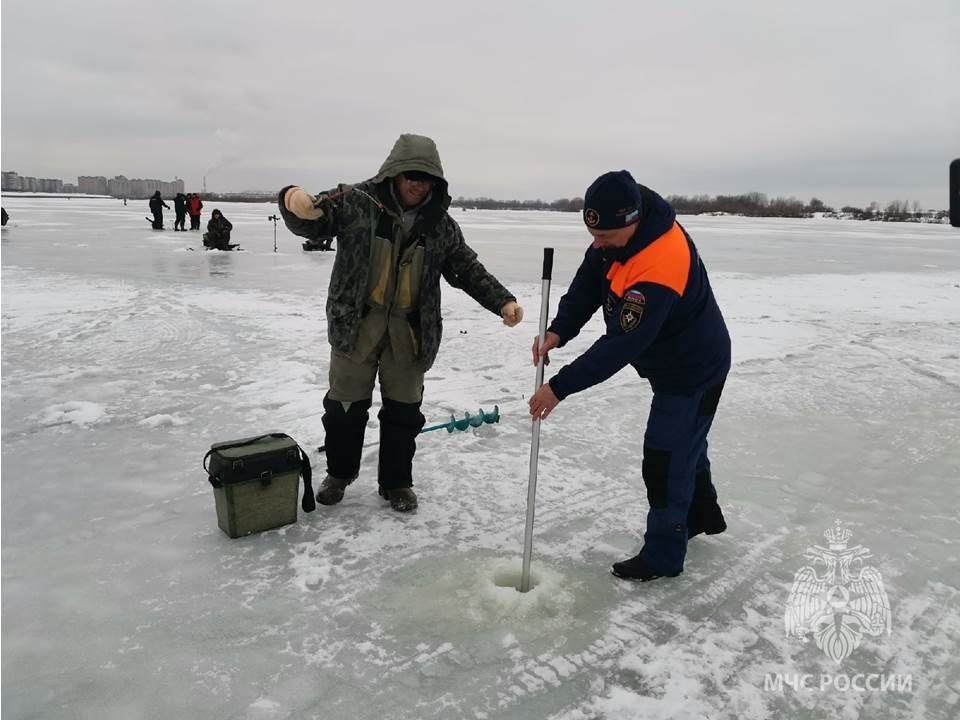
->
[[204, 433, 315, 538]]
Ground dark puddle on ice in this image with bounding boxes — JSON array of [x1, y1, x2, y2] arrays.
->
[[357, 552, 621, 659]]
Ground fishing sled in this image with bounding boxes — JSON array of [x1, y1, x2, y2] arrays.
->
[[203, 232, 239, 251], [302, 237, 335, 252]]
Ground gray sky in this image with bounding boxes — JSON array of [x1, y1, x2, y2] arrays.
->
[[2, 0, 958, 208]]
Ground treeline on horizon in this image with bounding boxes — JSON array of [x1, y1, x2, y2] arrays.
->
[[450, 193, 944, 220], [192, 190, 944, 221]]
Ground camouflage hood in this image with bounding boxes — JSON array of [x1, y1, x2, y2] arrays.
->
[[371, 134, 449, 203]]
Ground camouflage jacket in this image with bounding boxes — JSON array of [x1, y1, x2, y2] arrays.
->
[[278, 135, 515, 372]]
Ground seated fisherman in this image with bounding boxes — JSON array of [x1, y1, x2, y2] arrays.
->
[[204, 209, 235, 250]]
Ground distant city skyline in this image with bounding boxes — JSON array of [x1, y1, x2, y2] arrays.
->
[[2, 170, 184, 198]]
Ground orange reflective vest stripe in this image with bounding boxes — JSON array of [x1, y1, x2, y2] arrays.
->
[[605, 222, 690, 298]]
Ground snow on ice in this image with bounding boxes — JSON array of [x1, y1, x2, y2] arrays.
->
[[2, 196, 958, 719]]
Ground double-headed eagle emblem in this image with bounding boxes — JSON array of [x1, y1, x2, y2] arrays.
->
[[785, 521, 891, 663]]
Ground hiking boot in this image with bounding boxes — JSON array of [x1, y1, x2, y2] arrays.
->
[[315, 475, 353, 505], [378, 485, 418, 512], [611, 552, 681, 582]]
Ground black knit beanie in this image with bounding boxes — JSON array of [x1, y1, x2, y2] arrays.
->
[[583, 170, 642, 230]]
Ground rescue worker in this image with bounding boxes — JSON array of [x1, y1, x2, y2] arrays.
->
[[204, 209, 234, 250], [528, 170, 731, 581], [173, 192, 187, 231], [278, 133, 524, 512], [187, 193, 203, 230], [148, 191, 169, 229]]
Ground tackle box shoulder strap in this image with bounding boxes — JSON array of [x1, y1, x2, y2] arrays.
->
[[203, 433, 316, 513]]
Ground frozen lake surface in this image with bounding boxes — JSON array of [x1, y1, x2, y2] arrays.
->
[[2, 197, 959, 719]]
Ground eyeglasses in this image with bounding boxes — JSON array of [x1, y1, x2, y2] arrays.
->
[[401, 172, 435, 187]]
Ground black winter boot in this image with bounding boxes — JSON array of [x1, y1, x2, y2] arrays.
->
[[611, 550, 681, 582], [321, 395, 371, 483], [687, 469, 727, 539]]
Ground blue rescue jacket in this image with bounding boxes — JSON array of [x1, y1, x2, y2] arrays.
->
[[548, 186, 731, 398]]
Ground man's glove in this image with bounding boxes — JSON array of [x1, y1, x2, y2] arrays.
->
[[500, 300, 524, 327], [284, 186, 324, 220]]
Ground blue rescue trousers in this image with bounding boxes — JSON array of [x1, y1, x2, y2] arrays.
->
[[640, 378, 726, 575]]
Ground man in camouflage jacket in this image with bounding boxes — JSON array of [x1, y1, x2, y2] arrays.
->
[[279, 134, 523, 511]]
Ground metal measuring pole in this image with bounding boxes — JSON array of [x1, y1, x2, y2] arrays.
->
[[520, 247, 554, 593]]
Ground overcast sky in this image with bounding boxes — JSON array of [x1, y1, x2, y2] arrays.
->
[[2, 1, 958, 208]]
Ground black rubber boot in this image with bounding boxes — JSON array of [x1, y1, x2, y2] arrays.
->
[[687, 469, 727, 539], [321, 394, 371, 484], [377, 398, 425, 511]]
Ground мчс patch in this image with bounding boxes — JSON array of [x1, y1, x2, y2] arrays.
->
[[620, 289, 645, 332]]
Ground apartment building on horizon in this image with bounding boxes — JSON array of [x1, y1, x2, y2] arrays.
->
[[3, 171, 184, 199]]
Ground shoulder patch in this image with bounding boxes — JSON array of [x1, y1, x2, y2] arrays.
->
[[619, 290, 645, 332]]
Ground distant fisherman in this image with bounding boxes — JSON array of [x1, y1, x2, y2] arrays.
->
[[203, 209, 235, 250], [186, 193, 203, 230], [149, 191, 169, 230], [173, 192, 187, 231], [528, 171, 731, 582]]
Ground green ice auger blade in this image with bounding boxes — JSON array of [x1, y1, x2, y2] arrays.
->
[[477, 405, 500, 424], [422, 407, 500, 434]]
